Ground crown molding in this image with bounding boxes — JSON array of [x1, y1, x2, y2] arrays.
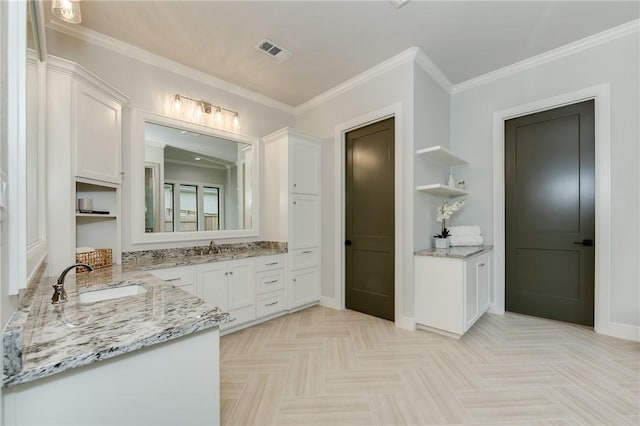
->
[[46, 20, 296, 115], [47, 54, 129, 104], [452, 19, 640, 95], [413, 49, 453, 94], [295, 47, 420, 115]]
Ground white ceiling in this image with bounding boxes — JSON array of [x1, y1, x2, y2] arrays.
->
[[48, 1, 639, 106]]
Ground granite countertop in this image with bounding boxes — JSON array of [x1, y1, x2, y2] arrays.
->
[[415, 245, 493, 259], [2, 265, 230, 388], [2, 241, 288, 388]]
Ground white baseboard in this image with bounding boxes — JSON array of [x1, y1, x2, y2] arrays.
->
[[319, 296, 341, 310], [596, 321, 640, 342], [395, 316, 416, 331]]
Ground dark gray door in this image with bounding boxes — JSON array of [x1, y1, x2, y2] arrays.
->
[[505, 100, 595, 326], [345, 118, 395, 321]]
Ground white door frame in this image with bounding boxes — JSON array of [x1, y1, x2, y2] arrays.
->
[[333, 102, 406, 327], [492, 83, 613, 336]]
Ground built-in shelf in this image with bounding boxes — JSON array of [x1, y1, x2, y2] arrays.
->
[[416, 145, 467, 166], [76, 213, 117, 218], [416, 184, 468, 197]]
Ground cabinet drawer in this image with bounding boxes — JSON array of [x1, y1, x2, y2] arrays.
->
[[256, 290, 286, 318], [256, 270, 285, 294], [221, 304, 256, 330], [255, 255, 285, 272], [290, 248, 320, 270], [149, 266, 196, 286]]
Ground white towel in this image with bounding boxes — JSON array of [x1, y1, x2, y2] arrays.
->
[[76, 247, 95, 254], [450, 236, 484, 247], [448, 225, 482, 237]]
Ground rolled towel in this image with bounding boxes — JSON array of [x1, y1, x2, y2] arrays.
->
[[448, 225, 482, 237], [450, 235, 484, 247]]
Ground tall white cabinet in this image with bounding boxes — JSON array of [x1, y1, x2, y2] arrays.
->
[[263, 128, 322, 310], [46, 57, 127, 275]]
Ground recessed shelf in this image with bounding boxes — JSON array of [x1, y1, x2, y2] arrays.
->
[[416, 184, 468, 197], [76, 213, 117, 218], [416, 145, 467, 166]]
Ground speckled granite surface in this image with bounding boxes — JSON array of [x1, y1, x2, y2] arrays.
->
[[415, 245, 492, 259], [122, 241, 287, 266], [2, 264, 230, 388]]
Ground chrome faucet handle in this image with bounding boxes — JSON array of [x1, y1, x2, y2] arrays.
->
[[52, 263, 95, 304]]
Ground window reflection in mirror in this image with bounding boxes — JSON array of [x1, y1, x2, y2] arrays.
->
[[143, 122, 253, 233]]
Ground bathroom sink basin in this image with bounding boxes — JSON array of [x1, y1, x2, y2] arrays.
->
[[79, 284, 147, 303]]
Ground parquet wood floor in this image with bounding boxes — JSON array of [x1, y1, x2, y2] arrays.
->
[[220, 306, 639, 425]]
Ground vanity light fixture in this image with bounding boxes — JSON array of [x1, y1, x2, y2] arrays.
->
[[172, 94, 239, 128], [51, 0, 82, 24]]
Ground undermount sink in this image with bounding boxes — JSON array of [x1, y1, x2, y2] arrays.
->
[[79, 284, 147, 303]]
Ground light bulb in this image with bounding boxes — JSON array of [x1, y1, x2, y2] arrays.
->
[[215, 107, 222, 123], [52, 0, 82, 24], [193, 102, 203, 120], [171, 95, 182, 114], [232, 113, 239, 128]]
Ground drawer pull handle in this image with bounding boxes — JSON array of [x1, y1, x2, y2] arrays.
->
[[265, 262, 279, 266], [478, 263, 486, 267], [301, 250, 313, 254], [164, 277, 181, 282], [265, 280, 279, 284], [265, 301, 278, 307], [226, 317, 237, 323]]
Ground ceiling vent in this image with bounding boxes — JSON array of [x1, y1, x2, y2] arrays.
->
[[256, 38, 293, 62]]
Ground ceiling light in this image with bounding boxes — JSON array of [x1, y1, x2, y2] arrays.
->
[[172, 95, 182, 114], [51, 0, 82, 24], [194, 157, 201, 161], [232, 113, 239, 128]]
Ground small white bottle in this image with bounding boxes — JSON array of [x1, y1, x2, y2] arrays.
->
[[447, 173, 455, 187]]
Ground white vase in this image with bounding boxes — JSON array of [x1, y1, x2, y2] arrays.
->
[[447, 173, 456, 187], [434, 237, 450, 249]]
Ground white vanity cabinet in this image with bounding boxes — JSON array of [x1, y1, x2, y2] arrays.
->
[[197, 259, 256, 330], [147, 265, 197, 295], [255, 254, 286, 319], [73, 81, 123, 184], [414, 250, 492, 337], [263, 128, 322, 311], [46, 57, 128, 274]]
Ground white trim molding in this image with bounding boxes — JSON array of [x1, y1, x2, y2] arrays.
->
[[297, 47, 452, 114], [454, 19, 640, 94], [492, 84, 638, 342], [46, 20, 295, 115], [332, 103, 413, 330]]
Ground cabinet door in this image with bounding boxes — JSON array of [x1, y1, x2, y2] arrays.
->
[[74, 83, 122, 184], [464, 257, 479, 331], [290, 195, 320, 249], [289, 268, 320, 309], [477, 255, 491, 314], [227, 259, 255, 310], [291, 139, 320, 195], [198, 263, 228, 310]]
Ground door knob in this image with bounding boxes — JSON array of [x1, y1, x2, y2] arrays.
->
[[345, 240, 352, 246], [573, 239, 594, 246]]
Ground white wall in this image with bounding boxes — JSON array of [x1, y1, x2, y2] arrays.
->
[[451, 33, 640, 328], [45, 29, 296, 251], [296, 61, 417, 320], [413, 62, 451, 251]]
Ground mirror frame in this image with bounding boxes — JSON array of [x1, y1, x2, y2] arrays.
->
[[131, 109, 260, 244]]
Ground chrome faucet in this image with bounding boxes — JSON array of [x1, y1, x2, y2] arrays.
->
[[206, 240, 217, 255], [52, 263, 94, 304]]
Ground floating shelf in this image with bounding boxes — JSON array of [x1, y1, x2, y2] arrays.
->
[[416, 145, 467, 166], [416, 184, 468, 197]]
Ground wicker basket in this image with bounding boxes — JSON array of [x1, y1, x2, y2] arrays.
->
[[76, 248, 112, 271]]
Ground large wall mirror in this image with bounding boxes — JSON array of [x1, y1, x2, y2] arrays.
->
[[132, 110, 259, 244]]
